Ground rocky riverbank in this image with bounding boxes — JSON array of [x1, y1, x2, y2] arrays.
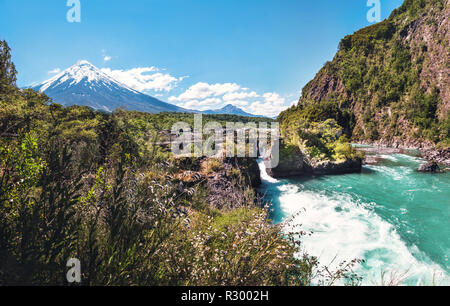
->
[[422, 148, 450, 167], [356, 139, 450, 166], [418, 161, 443, 173]]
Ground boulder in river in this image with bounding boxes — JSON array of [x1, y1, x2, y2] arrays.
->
[[418, 161, 442, 173]]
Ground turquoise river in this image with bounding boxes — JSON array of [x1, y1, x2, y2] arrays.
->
[[258, 147, 450, 285]]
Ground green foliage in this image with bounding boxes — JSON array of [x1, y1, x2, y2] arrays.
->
[[0, 137, 82, 284], [0, 133, 45, 201], [115, 109, 273, 133], [410, 87, 439, 129], [339, 20, 396, 53], [393, 0, 428, 18], [333, 139, 363, 161], [203, 158, 223, 174], [295, 98, 355, 132], [441, 117, 450, 144], [0, 129, 325, 285], [0, 40, 17, 92], [279, 115, 361, 162], [161, 207, 304, 286], [280, 0, 448, 146]]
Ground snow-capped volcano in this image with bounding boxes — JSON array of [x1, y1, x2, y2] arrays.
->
[[31, 60, 188, 113]]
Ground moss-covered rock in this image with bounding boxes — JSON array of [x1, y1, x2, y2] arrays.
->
[[263, 140, 362, 178], [263, 141, 305, 178]]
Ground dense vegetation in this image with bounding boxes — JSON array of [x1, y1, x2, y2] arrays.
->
[[280, 0, 449, 148], [278, 113, 362, 162], [0, 41, 362, 285]]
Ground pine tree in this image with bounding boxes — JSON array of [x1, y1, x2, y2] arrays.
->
[[0, 40, 17, 93]]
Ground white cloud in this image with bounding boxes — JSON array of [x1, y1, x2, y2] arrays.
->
[[225, 100, 249, 107], [178, 98, 224, 111], [246, 93, 289, 117], [101, 49, 113, 62], [169, 82, 241, 102], [170, 82, 293, 117], [101, 67, 184, 93], [48, 68, 61, 74], [289, 99, 299, 107], [223, 91, 259, 101], [262, 92, 284, 106]]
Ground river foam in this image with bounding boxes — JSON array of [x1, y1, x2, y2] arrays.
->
[[258, 159, 449, 286]]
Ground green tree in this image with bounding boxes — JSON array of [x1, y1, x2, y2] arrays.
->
[[0, 40, 17, 93]]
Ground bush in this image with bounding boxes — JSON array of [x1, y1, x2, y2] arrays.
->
[[203, 158, 224, 174], [333, 141, 361, 161]]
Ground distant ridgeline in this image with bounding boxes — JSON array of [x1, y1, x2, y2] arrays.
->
[[279, 0, 449, 149]]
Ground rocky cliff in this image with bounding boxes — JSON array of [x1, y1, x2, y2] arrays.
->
[[280, 0, 449, 155]]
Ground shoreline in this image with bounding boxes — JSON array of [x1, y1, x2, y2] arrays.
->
[[259, 151, 450, 286], [354, 139, 450, 167]]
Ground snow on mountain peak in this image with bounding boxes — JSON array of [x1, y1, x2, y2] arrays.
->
[[36, 60, 132, 93], [30, 60, 188, 114]]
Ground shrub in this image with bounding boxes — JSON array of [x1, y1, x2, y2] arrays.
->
[[203, 158, 224, 174]]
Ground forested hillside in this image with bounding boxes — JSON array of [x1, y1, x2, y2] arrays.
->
[[279, 0, 449, 149]]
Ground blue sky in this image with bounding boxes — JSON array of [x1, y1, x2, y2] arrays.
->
[[0, 0, 403, 116]]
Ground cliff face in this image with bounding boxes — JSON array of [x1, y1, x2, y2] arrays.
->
[[282, 0, 449, 149]]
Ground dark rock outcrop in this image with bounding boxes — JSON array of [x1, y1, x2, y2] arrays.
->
[[263, 142, 305, 178], [418, 161, 443, 173], [423, 148, 450, 167], [363, 155, 383, 165], [263, 142, 362, 178], [305, 158, 363, 176], [228, 157, 262, 187]]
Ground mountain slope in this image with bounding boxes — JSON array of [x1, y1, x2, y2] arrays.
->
[[202, 104, 263, 117], [279, 0, 449, 149], [31, 60, 188, 113]]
